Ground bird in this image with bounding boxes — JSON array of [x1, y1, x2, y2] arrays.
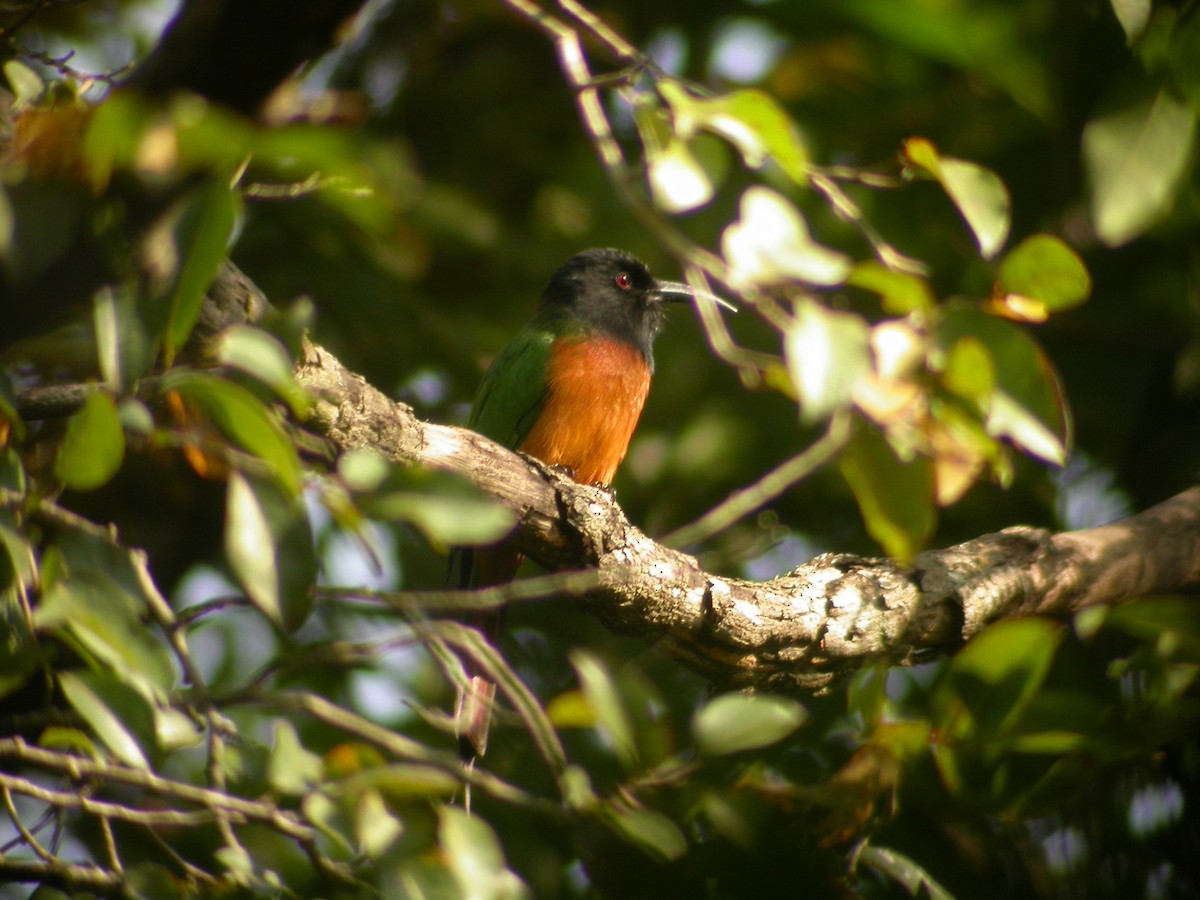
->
[[456, 247, 732, 759]]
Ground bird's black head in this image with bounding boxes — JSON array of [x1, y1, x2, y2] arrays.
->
[[538, 248, 694, 370]]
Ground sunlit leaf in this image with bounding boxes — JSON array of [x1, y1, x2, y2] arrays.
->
[[156, 705, 204, 751], [217, 326, 311, 417], [634, 102, 713, 214], [722, 187, 850, 289], [360, 467, 514, 548], [785, 298, 871, 423], [268, 719, 323, 795], [338, 448, 392, 492], [3, 60, 43, 109], [904, 137, 1011, 258], [997, 234, 1090, 316], [849, 262, 936, 314], [54, 391, 125, 491], [546, 689, 595, 728], [942, 337, 995, 403], [693, 693, 808, 755], [839, 423, 936, 562], [659, 81, 809, 183], [355, 788, 402, 860], [225, 470, 316, 631], [439, 805, 529, 899], [1084, 86, 1196, 247], [59, 670, 149, 769], [93, 282, 155, 389], [1110, 0, 1152, 44]]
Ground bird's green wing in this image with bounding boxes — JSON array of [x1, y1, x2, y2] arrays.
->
[[469, 325, 555, 450]]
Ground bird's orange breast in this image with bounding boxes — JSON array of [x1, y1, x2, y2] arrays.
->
[[518, 335, 651, 486]]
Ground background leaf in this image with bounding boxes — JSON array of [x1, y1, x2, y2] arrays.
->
[[55, 391, 125, 491]]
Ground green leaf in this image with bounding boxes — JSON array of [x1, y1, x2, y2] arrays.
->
[[82, 91, 156, 188], [346, 763, 460, 801], [161, 180, 241, 360], [722, 187, 851, 289], [634, 102, 714, 214], [0, 508, 36, 593], [942, 337, 995, 403], [1103, 596, 1200, 663], [39, 726, 101, 758], [4, 60, 44, 109], [936, 618, 1061, 739], [367, 491, 514, 548], [848, 262, 936, 314], [904, 137, 1011, 258], [570, 650, 638, 770], [439, 805, 529, 900], [355, 788, 403, 860], [268, 719, 323, 795], [93, 283, 156, 390], [785, 297, 871, 423], [1084, 85, 1197, 247], [360, 467, 515, 548], [54, 391, 125, 491], [605, 803, 688, 862], [659, 81, 809, 183], [34, 568, 175, 701], [857, 844, 955, 900], [338, 448, 392, 492], [216, 326, 310, 417], [1169, 11, 1200, 114], [936, 307, 1070, 465], [693, 693, 808, 755], [1110, 0, 1152, 44], [225, 470, 316, 631], [839, 423, 936, 562], [164, 370, 303, 494], [997, 235, 1091, 314], [0, 587, 38, 700], [59, 670, 149, 769]]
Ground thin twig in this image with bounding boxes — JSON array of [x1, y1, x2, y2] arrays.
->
[[663, 413, 853, 548], [319, 567, 606, 612], [2, 783, 55, 863]]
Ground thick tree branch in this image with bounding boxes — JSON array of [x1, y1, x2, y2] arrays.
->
[[294, 337, 1200, 694]]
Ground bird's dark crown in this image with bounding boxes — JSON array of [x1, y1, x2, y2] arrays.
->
[[538, 248, 677, 369]]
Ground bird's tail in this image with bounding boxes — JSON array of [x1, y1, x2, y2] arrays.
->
[[455, 545, 521, 760]]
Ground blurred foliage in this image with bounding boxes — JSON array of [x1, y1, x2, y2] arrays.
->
[[0, 0, 1198, 897]]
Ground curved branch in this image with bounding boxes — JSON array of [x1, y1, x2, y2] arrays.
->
[[294, 337, 1200, 694]]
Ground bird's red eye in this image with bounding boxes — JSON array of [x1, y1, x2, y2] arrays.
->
[[615, 272, 632, 290]]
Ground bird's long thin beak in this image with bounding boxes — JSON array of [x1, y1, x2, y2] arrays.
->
[[653, 279, 738, 312]]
